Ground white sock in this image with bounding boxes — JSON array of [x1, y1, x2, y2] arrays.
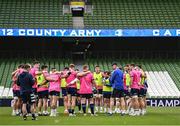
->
[[95, 107, 98, 111], [135, 109, 140, 115], [51, 109, 53, 114], [109, 108, 112, 114], [127, 105, 131, 112], [53, 109, 56, 115], [142, 109, 146, 114], [108, 108, 110, 113], [121, 110, 126, 114], [100, 107, 103, 111], [131, 108, 134, 114]]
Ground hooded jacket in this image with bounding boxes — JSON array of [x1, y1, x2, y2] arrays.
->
[[17, 71, 35, 93]]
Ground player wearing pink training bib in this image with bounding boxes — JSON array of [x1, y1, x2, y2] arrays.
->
[[46, 68, 61, 117], [77, 65, 97, 116], [11, 64, 24, 116], [65, 64, 78, 116], [30, 61, 40, 94], [138, 65, 147, 115], [61, 67, 69, 114], [29, 61, 40, 115], [129, 64, 141, 116]]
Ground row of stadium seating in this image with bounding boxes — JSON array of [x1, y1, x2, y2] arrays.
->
[[85, 0, 180, 28], [0, 0, 179, 28], [0, 0, 72, 28], [0, 58, 179, 98], [146, 71, 180, 98]]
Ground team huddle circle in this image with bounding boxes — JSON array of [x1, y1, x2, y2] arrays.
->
[[12, 61, 147, 120]]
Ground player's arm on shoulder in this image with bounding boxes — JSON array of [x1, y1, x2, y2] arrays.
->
[[77, 71, 91, 77], [35, 71, 42, 75], [61, 71, 70, 78], [46, 75, 57, 82], [67, 78, 79, 86], [54, 71, 62, 74], [11, 70, 17, 76], [11, 69, 19, 77]]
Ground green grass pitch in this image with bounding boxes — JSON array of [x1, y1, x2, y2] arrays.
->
[[0, 107, 180, 125]]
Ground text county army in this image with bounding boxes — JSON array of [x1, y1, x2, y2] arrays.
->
[[16, 29, 102, 37]]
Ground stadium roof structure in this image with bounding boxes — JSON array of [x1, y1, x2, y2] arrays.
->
[[0, 0, 179, 29]]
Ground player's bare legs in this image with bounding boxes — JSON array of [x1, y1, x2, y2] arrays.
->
[[71, 96, 77, 115], [43, 98, 48, 115], [38, 99, 43, 115], [139, 96, 145, 115], [109, 97, 114, 115], [63, 96, 68, 114], [120, 97, 126, 115], [114, 98, 120, 113]]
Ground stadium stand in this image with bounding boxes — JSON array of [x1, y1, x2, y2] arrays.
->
[[85, 0, 180, 28], [0, 0, 72, 28], [0, 0, 179, 28], [146, 71, 180, 98]]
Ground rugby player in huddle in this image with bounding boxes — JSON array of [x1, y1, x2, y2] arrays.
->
[[12, 61, 148, 120]]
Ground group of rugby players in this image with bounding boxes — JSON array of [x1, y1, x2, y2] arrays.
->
[[11, 61, 148, 120]]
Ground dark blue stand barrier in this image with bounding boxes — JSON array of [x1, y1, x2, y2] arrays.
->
[[0, 98, 179, 107]]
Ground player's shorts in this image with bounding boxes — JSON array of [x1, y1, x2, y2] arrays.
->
[[94, 89, 103, 97], [21, 91, 35, 105], [144, 89, 147, 96], [103, 91, 112, 99], [80, 94, 93, 99], [61, 88, 67, 97], [124, 90, 130, 97], [139, 88, 147, 97], [13, 90, 21, 98], [49, 91, 60, 96], [67, 87, 77, 96], [111, 88, 125, 98], [38, 90, 49, 99], [32, 88, 37, 95], [130, 88, 140, 97], [97, 89, 103, 94], [76, 91, 81, 97]]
